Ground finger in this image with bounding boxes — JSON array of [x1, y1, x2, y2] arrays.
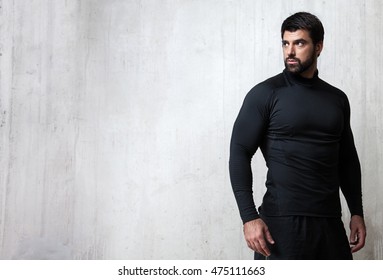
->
[[257, 238, 271, 257], [349, 228, 357, 244], [351, 240, 364, 253], [248, 239, 260, 252], [247, 236, 269, 256], [264, 228, 275, 244], [351, 231, 366, 253], [246, 240, 255, 251]]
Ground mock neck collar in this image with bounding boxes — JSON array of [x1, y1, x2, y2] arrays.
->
[[283, 68, 319, 87]]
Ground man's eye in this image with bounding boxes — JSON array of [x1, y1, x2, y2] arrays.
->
[[297, 42, 305, 47]]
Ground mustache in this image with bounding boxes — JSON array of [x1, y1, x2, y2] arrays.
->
[[285, 56, 301, 63]]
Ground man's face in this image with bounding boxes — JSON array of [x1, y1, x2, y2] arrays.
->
[[282, 29, 322, 76]]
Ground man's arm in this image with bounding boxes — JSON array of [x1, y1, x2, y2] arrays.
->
[[229, 85, 274, 255], [338, 96, 366, 252], [229, 85, 270, 223]]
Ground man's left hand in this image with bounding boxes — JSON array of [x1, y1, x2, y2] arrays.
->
[[349, 215, 366, 253]]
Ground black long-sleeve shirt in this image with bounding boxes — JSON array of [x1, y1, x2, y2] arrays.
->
[[229, 69, 363, 224]]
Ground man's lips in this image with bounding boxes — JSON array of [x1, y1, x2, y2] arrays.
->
[[286, 59, 299, 64]]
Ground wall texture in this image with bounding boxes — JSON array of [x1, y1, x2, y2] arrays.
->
[[0, 0, 382, 259]]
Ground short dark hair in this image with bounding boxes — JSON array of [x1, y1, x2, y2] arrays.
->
[[281, 12, 324, 45]]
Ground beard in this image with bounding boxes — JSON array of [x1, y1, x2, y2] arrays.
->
[[284, 51, 316, 74]]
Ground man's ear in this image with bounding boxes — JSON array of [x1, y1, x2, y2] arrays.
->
[[316, 41, 323, 57]]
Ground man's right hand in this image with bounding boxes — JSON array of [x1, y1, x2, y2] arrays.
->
[[243, 218, 275, 257]]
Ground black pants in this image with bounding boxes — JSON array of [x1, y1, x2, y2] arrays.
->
[[254, 216, 353, 260]]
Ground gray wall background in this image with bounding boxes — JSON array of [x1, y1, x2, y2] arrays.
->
[[0, 0, 382, 259]]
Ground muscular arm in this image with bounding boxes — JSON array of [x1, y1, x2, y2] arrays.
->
[[338, 96, 366, 252], [229, 85, 271, 224], [338, 97, 363, 217]]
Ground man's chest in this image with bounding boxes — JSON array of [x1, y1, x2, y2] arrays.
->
[[267, 87, 345, 139]]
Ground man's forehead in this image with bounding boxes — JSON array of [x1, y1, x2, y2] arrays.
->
[[282, 29, 311, 41]]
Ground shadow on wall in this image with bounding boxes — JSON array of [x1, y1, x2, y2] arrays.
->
[[371, 218, 383, 260], [11, 237, 72, 260]]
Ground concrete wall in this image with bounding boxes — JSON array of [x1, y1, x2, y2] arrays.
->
[[0, 0, 381, 259]]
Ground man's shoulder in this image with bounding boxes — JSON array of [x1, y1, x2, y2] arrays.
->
[[256, 72, 287, 90], [248, 72, 287, 96], [243, 72, 286, 107], [317, 77, 347, 98]]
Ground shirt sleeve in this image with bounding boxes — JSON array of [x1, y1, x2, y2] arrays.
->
[[338, 96, 364, 217], [229, 85, 272, 224]]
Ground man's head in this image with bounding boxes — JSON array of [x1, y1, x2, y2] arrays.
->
[[281, 12, 324, 77], [281, 12, 324, 46]]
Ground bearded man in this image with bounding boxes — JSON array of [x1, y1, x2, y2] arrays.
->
[[229, 12, 366, 260]]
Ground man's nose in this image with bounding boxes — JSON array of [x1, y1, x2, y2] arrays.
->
[[287, 45, 295, 56]]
